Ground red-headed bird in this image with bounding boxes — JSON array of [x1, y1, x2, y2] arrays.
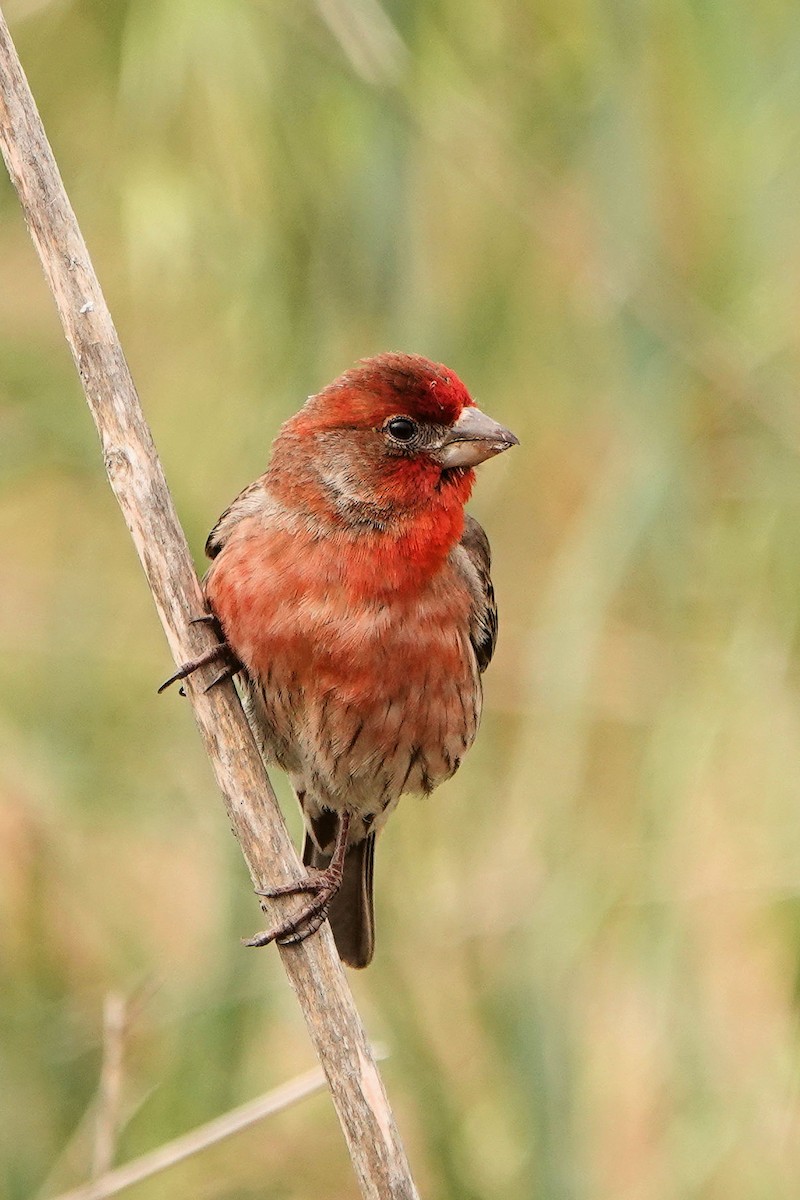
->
[[178, 353, 517, 967]]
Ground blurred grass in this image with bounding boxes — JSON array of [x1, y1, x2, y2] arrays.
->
[[4, 0, 800, 1196]]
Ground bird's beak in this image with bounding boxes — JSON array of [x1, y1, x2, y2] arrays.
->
[[436, 406, 519, 469]]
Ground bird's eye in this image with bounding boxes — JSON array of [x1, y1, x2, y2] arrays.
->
[[386, 416, 418, 442]]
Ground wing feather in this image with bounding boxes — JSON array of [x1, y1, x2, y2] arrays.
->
[[205, 479, 267, 559], [458, 514, 498, 674]]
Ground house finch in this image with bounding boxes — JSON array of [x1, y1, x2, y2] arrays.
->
[[166, 353, 517, 967]]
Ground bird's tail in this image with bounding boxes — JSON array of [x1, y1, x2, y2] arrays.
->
[[303, 829, 376, 969]]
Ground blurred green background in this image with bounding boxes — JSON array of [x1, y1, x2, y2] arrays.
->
[[3, 0, 800, 1197]]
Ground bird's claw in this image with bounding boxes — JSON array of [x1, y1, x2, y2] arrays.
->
[[243, 867, 344, 949], [158, 629, 241, 694]]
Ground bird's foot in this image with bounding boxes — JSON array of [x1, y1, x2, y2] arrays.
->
[[244, 866, 344, 948], [158, 615, 241, 694], [244, 811, 352, 950]]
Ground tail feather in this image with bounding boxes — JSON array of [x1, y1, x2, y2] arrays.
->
[[303, 829, 376, 969]]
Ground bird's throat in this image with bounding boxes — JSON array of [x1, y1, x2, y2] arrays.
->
[[349, 501, 467, 597]]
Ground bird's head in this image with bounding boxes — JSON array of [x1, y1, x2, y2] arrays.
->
[[273, 353, 518, 524]]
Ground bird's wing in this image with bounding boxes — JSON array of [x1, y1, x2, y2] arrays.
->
[[458, 513, 498, 674], [205, 479, 267, 559]]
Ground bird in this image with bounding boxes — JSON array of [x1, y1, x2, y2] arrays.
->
[[164, 353, 517, 967]]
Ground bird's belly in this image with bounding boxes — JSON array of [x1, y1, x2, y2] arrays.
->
[[241, 601, 480, 819], [208, 531, 481, 820]]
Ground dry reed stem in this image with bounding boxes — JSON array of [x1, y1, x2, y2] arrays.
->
[[90, 993, 128, 1179], [0, 8, 418, 1199], [51, 1066, 332, 1200]]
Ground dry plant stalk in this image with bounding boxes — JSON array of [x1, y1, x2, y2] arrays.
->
[[52, 1065, 332, 1200], [0, 8, 419, 1199], [91, 993, 128, 1180]]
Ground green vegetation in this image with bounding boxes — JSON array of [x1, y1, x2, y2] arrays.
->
[[3, 1, 800, 1196]]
